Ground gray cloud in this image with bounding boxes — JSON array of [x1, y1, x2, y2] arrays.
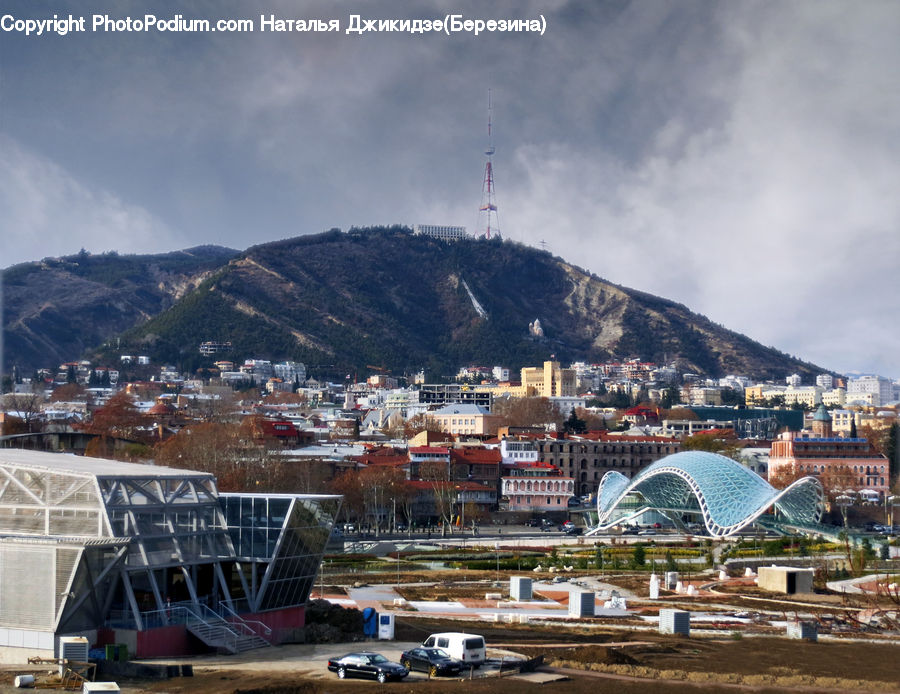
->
[[2, 0, 898, 377]]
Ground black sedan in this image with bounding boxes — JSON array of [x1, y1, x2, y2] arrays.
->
[[400, 647, 462, 677], [327, 652, 409, 683]]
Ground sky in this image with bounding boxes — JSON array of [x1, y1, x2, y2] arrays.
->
[[2, 0, 899, 379]]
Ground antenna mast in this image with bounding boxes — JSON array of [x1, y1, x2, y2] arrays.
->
[[479, 89, 500, 239]]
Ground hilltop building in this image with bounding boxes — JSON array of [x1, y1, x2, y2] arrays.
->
[[413, 224, 468, 241]]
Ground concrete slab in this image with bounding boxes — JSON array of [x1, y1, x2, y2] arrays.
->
[[507, 671, 570, 684]]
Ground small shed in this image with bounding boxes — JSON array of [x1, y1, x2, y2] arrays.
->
[[757, 566, 814, 594]]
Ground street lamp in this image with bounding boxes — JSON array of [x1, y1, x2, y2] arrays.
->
[[495, 542, 500, 584], [836, 491, 855, 528], [886, 495, 900, 533]]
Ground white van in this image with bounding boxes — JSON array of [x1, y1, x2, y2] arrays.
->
[[421, 632, 486, 667]]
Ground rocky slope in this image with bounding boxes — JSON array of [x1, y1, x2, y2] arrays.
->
[[104, 227, 822, 380]]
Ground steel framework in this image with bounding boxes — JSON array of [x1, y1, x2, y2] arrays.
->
[[591, 450, 824, 537], [0, 450, 339, 651]]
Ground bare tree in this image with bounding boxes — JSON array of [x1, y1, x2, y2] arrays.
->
[[419, 459, 455, 534], [492, 396, 562, 429]]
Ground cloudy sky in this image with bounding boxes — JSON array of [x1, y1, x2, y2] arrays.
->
[[2, 0, 899, 378]]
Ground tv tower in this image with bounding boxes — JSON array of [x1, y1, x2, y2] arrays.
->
[[479, 89, 500, 239]]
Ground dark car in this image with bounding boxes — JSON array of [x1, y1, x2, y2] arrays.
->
[[327, 652, 409, 683], [564, 525, 583, 535], [400, 647, 462, 677], [525, 517, 543, 527]]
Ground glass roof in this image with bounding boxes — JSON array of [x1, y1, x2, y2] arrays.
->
[[595, 450, 824, 537]]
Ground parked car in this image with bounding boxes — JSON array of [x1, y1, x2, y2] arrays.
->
[[622, 526, 641, 535], [564, 525, 583, 536], [525, 517, 543, 528], [327, 652, 408, 683], [399, 647, 462, 677], [541, 519, 555, 532], [421, 632, 486, 667], [637, 528, 657, 536], [567, 496, 582, 508], [559, 520, 575, 531]]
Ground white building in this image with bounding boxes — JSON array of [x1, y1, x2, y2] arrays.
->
[[500, 438, 539, 465], [786, 373, 802, 387], [816, 374, 834, 390], [413, 224, 468, 241], [847, 375, 893, 407], [492, 366, 510, 382], [273, 361, 306, 384], [783, 386, 822, 408], [821, 388, 846, 407]]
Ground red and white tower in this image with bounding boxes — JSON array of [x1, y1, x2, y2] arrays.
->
[[479, 89, 500, 239]]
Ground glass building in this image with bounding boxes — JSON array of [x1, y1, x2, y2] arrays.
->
[[591, 450, 824, 537], [0, 450, 339, 659]]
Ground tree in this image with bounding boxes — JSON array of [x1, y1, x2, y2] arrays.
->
[[564, 408, 587, 435], [680, 431, 742, 461], [767, 464, 807, 490], [154, 422, 264, 491], [492, 397, 562, 429], [49, 383, 89, 403], [631, 543, 646, 568], [1, 389, 45, 432], [87, 391, 144, 441], [577, 407, 607, 431], [329, 469, 366, 524], [419, 459, 455, 533], [403, 413, 444, 438], [358, 466, 406, 535], [660, 386, 681, 409]]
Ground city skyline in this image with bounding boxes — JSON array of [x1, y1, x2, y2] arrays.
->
[[2, 1, 899, 378]]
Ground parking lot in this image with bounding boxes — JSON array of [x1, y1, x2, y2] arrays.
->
[[131, 640, 519, 682]]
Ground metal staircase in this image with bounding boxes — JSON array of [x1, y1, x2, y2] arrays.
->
[[173, 605, 272, 654]]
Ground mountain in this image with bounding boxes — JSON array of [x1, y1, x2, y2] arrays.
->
[[86, 227, 823, 381], [3, 246, 238, 374]]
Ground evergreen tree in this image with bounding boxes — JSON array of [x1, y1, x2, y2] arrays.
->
[[632, 543, 646, 567]]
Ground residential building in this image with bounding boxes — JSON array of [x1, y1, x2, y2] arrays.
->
[[536, 433, 680, 497], [768, 406, 890, 499], [501, 461, 574, 511], [821, 388, 846, 407], [520, 361, 577, 398], [816, 374, 834, 390], [847, 375, 893, 407], [426, 404, 502, 437], [783, 386, 822, 408], [199, 341, 232, 356]]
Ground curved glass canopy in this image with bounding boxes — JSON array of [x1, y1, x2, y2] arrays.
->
[[593, 450, 824, 537]]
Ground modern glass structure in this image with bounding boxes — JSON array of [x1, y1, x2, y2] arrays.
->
[[590, 451, 824, 537], [0, 450, 339, 659]]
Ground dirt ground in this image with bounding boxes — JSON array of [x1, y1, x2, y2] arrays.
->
[[4, 616, 894, 694], [2, 569, 898, 694]]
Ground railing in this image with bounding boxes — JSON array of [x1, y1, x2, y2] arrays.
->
[[107, 601, 268, 651], [215, 602, 272, 642]]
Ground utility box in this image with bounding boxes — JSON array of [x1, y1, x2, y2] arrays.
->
[[510, 576, 532, 601], [377, 613, 395, 640], [665, 571, 678, 590], [568, 591, 595, 618], [59, 636, 89, 676], [659, 609, 690, 636], [787, 620, 818, 641]]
